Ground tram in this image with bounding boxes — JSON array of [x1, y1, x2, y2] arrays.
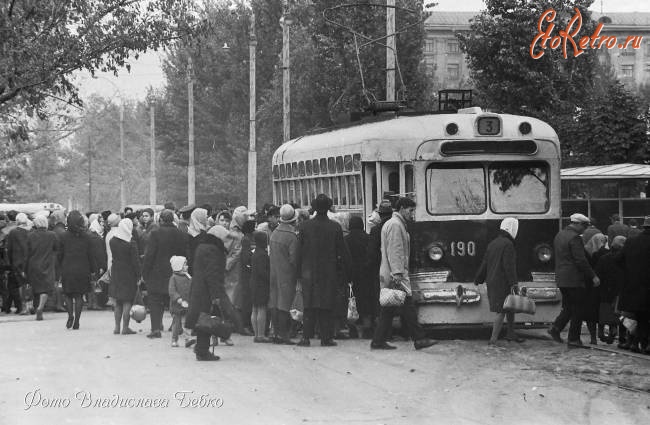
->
[[0, 202, 65, 218], [271, 108, 562, 326]]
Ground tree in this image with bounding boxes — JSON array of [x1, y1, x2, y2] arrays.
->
[[458, 0, 648, 166]]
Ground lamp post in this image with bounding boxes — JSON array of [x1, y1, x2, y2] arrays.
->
[[248, 8, 257, 210], [187, 56, 195, 206], [280, 6, 294, 143]]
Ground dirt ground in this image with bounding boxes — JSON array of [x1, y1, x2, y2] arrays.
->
[[0, 310, 648, 425]]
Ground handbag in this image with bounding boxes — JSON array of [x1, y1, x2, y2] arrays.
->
[[503, 286, 536, 315], [98, 269, 111, 286], [290, 287, 304, 322], [379, 287, 406, 307], [347, 283, 359, 323], [129, 286, 147, 323], [195, 300, 234, 339]]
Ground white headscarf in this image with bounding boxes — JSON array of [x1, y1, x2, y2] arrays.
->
[[188, 208, 208, 237], [170, 255, 187, 273], [207, 222, 229, 243], [16, 213, 31, 230], [500, 217, 519, 239], [89, 218, 104, 236], [33, 215, 49, 229], [114, 218, 133, 242]]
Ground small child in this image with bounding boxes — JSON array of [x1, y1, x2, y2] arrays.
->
[[250, 231, 271, 343], [168, 256, 192, 347]]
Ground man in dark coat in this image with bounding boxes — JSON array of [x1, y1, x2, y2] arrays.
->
[[185, 225, 228, 361], [1, 210, 21, 313], [364, 201, 393, 337], [615, 217, 650, 354], [296, 194, 350, 347], [6, 212, 30, 314], [548, 213, 600, 347], [606, 213, 630, 245], [142, 209, 188, 338]]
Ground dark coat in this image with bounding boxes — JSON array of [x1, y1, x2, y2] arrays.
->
[[239, 233, 254, 311], [185, 234, 227, 330], [109, 238, 141, 302], [297, 214, 349, 310], [615, 229, 650, 313], [88, 231, 107, 273], [595, 250, 625, 304], [269, 223, 299, 312], [26, 228, 58, 294], [345, 228, 370, 316], [168, 272, 192, 315], [58, 231, 97, 295], [474, 231, 517, 313], [365, 217, 390, 317], [187, 231, 208, 276], [554, 224, 595, 288], [7, 227, 29, 276], [583, 247, 608, 322], [142, 223, 188, 295], [250, 237, 270, 307]]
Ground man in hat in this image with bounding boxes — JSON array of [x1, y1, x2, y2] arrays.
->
[[607, 213, 630, 246], [296, 194, 350, 347], [614, 216, 650, 354], [548, 213, 600, 348], [371, 197, 437, 350], [177, 204, 195, 234], [269, 204, 300, 344], [257, 205, 280, 240]]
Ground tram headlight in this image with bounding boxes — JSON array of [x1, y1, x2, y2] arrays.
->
[[428, 245, 444, 261], [519, 121, 532, 135], [534, 244, 552, 263], [445, 123, 458, 136]]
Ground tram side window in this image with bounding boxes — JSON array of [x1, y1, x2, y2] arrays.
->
[[590, 181, 617, 199], [273, 165, 279, 179], [336, 156, 344, 173], [620, 180, 648, 198], [328, 157, 336, 174], [280, 164, 286, 179], [489, 162, 549, 213], [388, 172, 399, 194], [344, 155, 353, 172], [339, 176, 348, 206], [306, 160, 312, 176], [299, 161, 306, 177], [426, 164, 486, 214], [313, 159, 320, 174], [356, 175, 363, 206], [352, 154, 361, 171], [563, 180, 588, 199], [405, 165, 414, 196], [320, 159, 327, 174], [332, 177, 339, 205], [302, 181, 309, 206]]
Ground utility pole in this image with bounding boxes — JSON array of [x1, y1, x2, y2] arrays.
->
[[248, 9, 257, 210], [386, 0, 396, 102], [88, 135, 92, 211], [119, 104, 125, 210], [150, 105, 156, 206], [187, 56, 196, 206], [281, 2, 292, 143]]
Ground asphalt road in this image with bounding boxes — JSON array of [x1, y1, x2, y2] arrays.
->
[[1, 310, 649, 425]]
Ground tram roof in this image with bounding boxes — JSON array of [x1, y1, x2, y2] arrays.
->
[[561, 163, 650, 180], [272, 112, 558, 164]]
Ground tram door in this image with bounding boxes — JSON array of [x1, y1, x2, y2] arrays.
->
[[363, 162, 413, 214]]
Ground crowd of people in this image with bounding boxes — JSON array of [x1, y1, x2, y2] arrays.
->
[[0, 195, 436, 361], [1, 198, 648, 361]]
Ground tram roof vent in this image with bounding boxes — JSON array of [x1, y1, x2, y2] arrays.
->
[[457, 107, 483, 114]]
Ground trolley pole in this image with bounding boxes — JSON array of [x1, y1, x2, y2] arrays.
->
[[88, 136, 92, 211], [281, 2, 291, 143], [248, 9, 257, 211], [386, 0, 396, 102], [150, 105, 156, 206], [187, 56, 196, 206]]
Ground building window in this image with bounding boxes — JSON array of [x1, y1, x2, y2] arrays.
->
[[425, 39, 435, 53], [447, 63, 460, 79], [645, 41, 650, 57], [447, 40, 460, 54], [621, 64, 634, 78], [621, 46, 635, 57]]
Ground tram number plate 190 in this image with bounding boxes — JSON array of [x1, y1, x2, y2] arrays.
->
[[450, 241, 476, 257]]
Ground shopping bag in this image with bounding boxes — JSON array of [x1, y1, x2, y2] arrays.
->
[[503, 286, 536, 315], [290, 288, 304, 322], [347, 283, 359, 323], [379, 287, 406, 307], [195, 301, 234, 339], [129, 286, 147, 323]]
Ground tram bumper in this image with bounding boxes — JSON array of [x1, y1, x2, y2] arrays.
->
[[411, 271, 562, 326]]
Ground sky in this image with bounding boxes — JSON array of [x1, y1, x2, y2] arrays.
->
[[77, 0, 650, 103]]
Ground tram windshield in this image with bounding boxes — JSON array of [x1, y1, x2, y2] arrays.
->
[[426, 162, 549, 215]]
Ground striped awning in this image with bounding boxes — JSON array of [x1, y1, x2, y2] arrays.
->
[[561, 163, 650, 179]]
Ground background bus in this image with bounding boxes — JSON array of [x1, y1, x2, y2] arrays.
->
[[0, 202, 65, 218], [272, 108, 562, 327], [561, 163, 650, 229]]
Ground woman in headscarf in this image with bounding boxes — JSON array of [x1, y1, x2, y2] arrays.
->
[[474, 217, 523, 345], [185, 224, 229, 361], [104, 213, 121, 305], [26, 215, 57, 321], [595, 235, 626, 345], [109, 218, 141, 335], [87, 216, 107, 310], [57, 210, 97, 330], [344, 216, 369, 338], [584, 233, 609, 345], [187, 208, 208, 275]]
